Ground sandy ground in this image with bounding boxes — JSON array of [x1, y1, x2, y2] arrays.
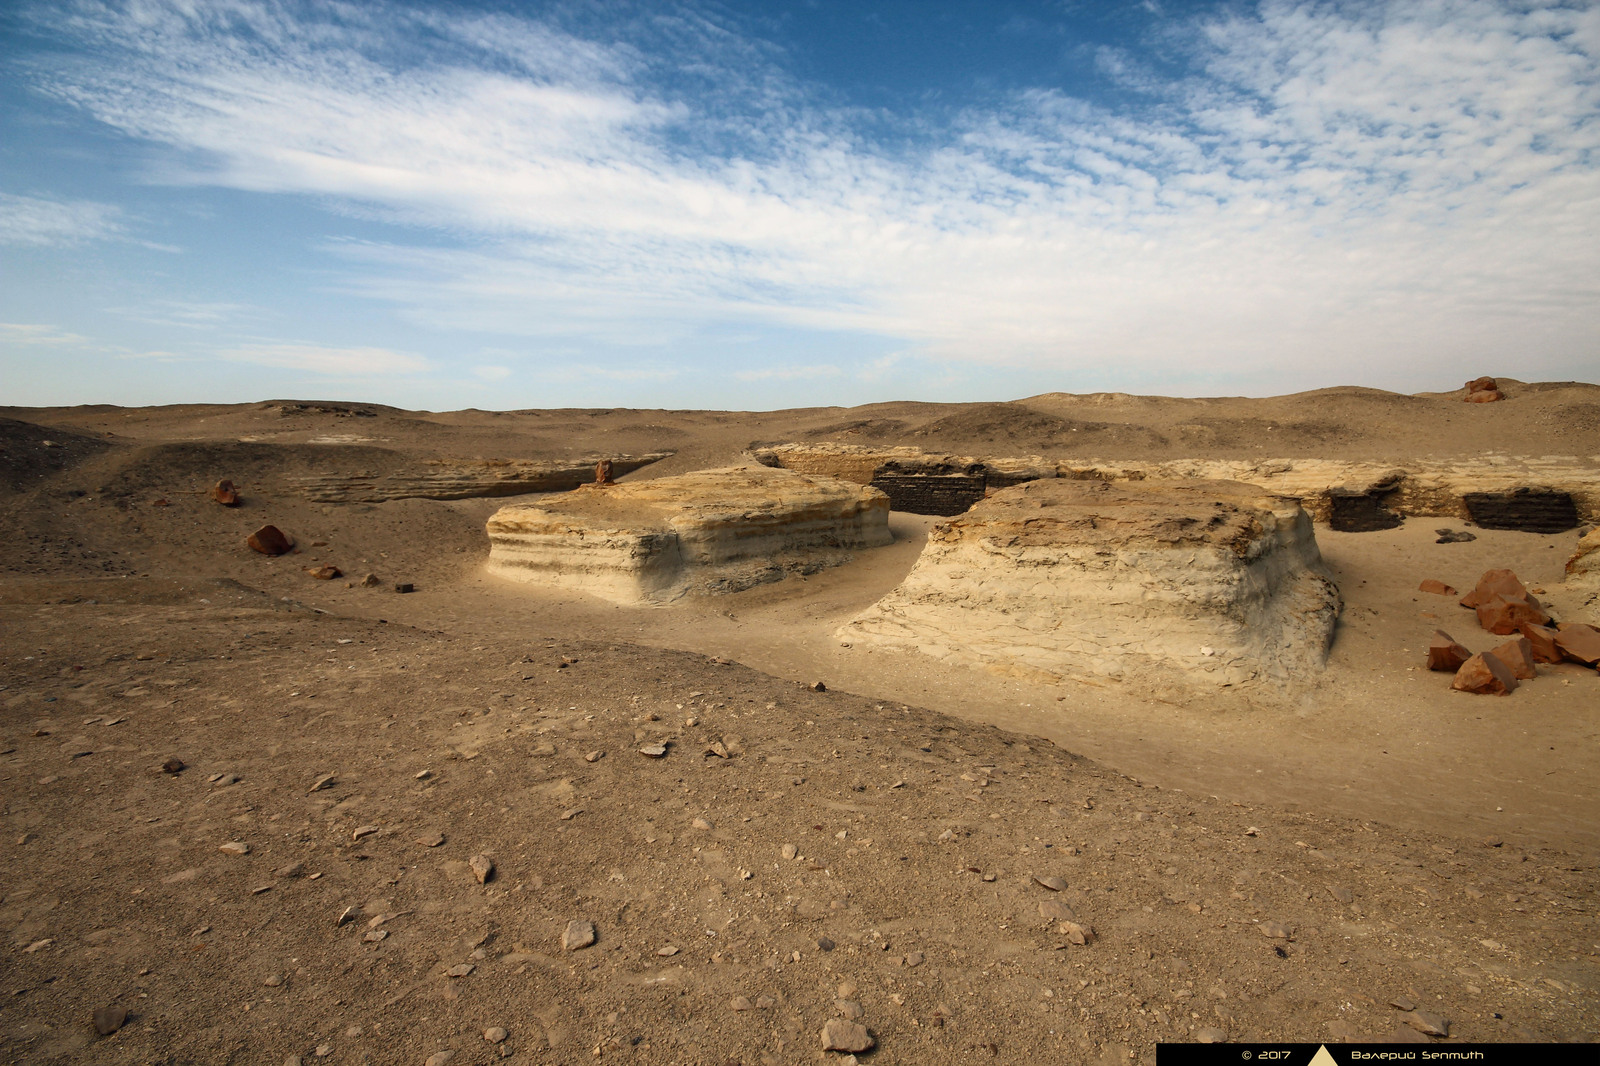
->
[[1, 384, 1598, 1064]]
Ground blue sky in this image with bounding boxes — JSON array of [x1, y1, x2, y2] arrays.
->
[[2, 0, 1597, 411]]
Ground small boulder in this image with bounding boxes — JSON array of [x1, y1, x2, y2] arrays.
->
[[1465, 376, 1498, 394], [1465, 389, 1503, 403], [1518, 622, 1563, 664], [468, 854, 495, 884], [1460, 568, 1529, 609], [1489, 636, 1537, 680], [306, 565, 342, 580], [247, 525, 293, 556], [1475, 594, 1550, 636], [1417, 579, 1456, 596], [1451, 653, 1518, 695], [1554, 623, 1600, 666], [1426, 630, 1472, 672], [561, 919, 596, 951], [92, 1006, 128, 1036], [820, 1018, 875, 1054], [210, 479, 240, 506]]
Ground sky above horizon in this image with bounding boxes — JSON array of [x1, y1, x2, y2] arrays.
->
[[2, 0, 1597, 412]]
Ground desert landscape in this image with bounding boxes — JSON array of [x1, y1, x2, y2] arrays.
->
[[2, 379, 1599, 1064]]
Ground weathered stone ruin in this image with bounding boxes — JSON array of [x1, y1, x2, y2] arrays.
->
[[838, 479, 1341, 690], [750, 442, 1597, 532], [485, 466, 891, 605], [1464, 375, 1505, 403], [291, 453, 672, 503]]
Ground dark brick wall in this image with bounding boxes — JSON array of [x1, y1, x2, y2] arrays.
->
[[1463, 489, 1579, 533], [870, 475, 987, 516]]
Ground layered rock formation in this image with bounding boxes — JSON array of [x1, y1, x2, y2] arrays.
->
[[750, 442, 1598, 530], [485, 466, 891, 605], [1568, 528, 1600, 596], [290, 453, 672, 503], [839, 479, 1341, 690]]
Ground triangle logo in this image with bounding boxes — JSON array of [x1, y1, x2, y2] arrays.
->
[[1309, 1047, 1340, 1066]]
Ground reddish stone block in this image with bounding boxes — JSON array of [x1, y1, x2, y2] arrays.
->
[[246, 525, 293, 556], [1418, 579, 1456, 596], [210, 479, 240, 506], [1460, 569, 1530, 610], [1554, 623, 1600, 666], [1475, 594, 1551, 636], [1489, 637, 1537, 680], [1451, 653, 1518, 695], [1427, 630, 1472, 672], [1518, 622, 1562, 664]]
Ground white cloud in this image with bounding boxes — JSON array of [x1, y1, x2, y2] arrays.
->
[[20, 0, 1600, 391], [0, 322, 94, 346], [0, 191, 123, 246], [733, 364, 844, 382], [472, 364, 511, 381], [222, 343, 428, 375]]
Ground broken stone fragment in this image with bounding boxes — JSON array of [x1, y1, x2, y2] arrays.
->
[[468, 854, 495, 884], [1417, 578, 1456, 596], [1059, 921, 1095, 945], [1032, 874, 1067, 892], [1464, 375, 1498, 394], [1426, 630, 1471, 672], [1451, 653, 1518, 695], [210, 479, 240, 506], [361, 572, 381, 587], [1402, 1010, 1451, 1037], [1489, 636, 1537, 680], [306, 565, 341, 580], [561, 919, 596, 951], [1475, 594, 1551, 635], [218, 841, 250, 856], [1518, 622, 1563, 664], [1459, 568, 1530, 609], [246, 525, 293, 556], [1554, 623, 1600, 666], [820, 1018, 875, 1053], [92, 1006, 128, 1036]]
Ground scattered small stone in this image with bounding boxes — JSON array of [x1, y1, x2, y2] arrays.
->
[[1058, 921, 1096, 945], [1326, 885, 1354, 904], [657, 945, 679, 957], [484, 1027, 508, 1043], [252, 884, 273, 895], [1417, 578, 1456, 596], [161, 758, 185, 774], [92, 1006, 128, 1036], [414, 768, 433, 780], [315, 1045, 332, 1058], [306, 565, 341, 580], [309, 774, 336, 792], [809, 681, 827, 692], [1451, 652, 1518, 695], [639, 743, 668, 758], [820, 1018, 873, 1053], [285, 1055, 303, 1066], [361, 573, 382, 588], [1193, 1027, 1227, 1043], [218, 841, 250, 856], [1435, 528, 1476, 543], [1040, 899, 1076, 922], [363, 930, 388, 943], [468, 855, 495, 884], [781, 843, 799, 860], [1033, 874, 1067, 892], [836, 998, 864, 1019], [1258, 921, 1294, 940], [562, 919, 597, 951], [446, 963, 475, 978], [23, 939, 52, 953], [210, 480, 240, 506], [817, 937, 836, 952], [337, 906, 358, 927], [691, 817, 713, 831], [1426, 630, 1472, 672], [584, 750, 604, 763], [730, 996, 754, 1011], [424, 1052, 455, 1066], [417, 831, 445, 848], [560, 808, 584, 821], [351, 825, 381, 841], [904, 950, 925, 967], [264, 975, 284, 987], [1389, 996, 1417, 1011]]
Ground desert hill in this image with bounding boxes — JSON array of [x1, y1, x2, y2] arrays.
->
[[1, 382, 1597, 1063]]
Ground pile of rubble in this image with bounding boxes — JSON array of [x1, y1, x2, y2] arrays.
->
[[1425, 568, 1600, 694]]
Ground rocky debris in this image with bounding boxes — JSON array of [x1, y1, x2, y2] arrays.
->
[[484, 1027, 508, 1043], [1193, 1027, 1228, 1043], [561, 920, 596, 951], [92, 1006, 128, 1036], [1459, 568, 1532, 609], [218, 840, 250, 856], [1475, 594, 1552, 635], [1426, 631, 1472, 672], [468, 854, 495, 884], [309, 773, 336, 792], [274, 861, 306, 879], [639, 743, 668, 758], [1403, 1010, 1451, 1037], [486, 466, 892, 605], [1554, 623, 1600, 666], [820, 1018, 875, 1054], [1465, 389, 1504, 404], [1417, 579, 1456, 596], [1451, 653, 1518, 695], [288, 453, 672, 503], [247, 525, 294, 556], [809, 681, 827, 692], [306, 565, 341, 580], [1059, 921, 1096, 945], [1435, 528, 1477, 543], [594, 458, 614, 485], [361, 572, 382, 587], [416, 831, 445, 848], [161, 757, 185, 774], [1489, 636, 1537, 679], [424, 1052, 455, 1066], [1258, 921, 1294, 939], [210, 479, 240, 506], [337, 907, 357, 927], [842, 479, 1340, 690], [1519, 622, 1563, 664], [1033, 874, 1067, 892], [445, 963, 474, 978]]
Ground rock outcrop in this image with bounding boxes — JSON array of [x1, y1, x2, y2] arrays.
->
[[485, 466, 891, 605], [1567, 528, 1600, 595], [290, 454, 672, 503], [750, 443, 1598, 529], [838, 479, 1340, 690]]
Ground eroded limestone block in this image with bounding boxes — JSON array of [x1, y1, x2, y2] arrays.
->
[[839, 479, 1341, 689], [485, 466, 891, 604]]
